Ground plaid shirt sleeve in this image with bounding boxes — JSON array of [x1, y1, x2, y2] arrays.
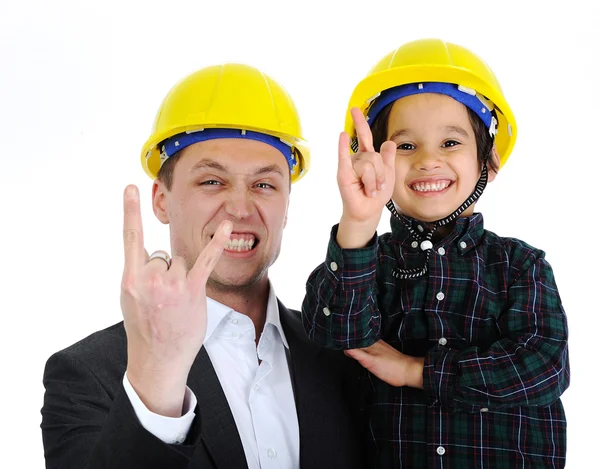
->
[[302, 225, 381, 350], [423, 250, 570, 411]]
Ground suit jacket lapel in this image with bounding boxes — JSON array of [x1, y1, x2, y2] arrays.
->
[[279, 301, 331, 468], [187, 346, 249, 469]]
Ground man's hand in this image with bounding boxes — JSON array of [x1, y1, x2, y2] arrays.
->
[[120, 185, 232, 416], [336, 108, 396, 249], [345, 340, 424, 389]]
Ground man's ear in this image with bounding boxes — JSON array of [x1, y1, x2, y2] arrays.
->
[[152, 180, 169, 224], [487, 146, 501, 183]]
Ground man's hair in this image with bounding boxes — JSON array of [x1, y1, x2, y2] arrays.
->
[[369, 100, 499, 174], [156, 150, 182, 190]]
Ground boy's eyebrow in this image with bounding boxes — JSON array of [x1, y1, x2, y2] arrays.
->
[[389, 126, 471, 141], [388, 129, 411, 140], [444, 125, 470, 137]]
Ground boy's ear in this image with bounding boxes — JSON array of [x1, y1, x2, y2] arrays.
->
[[487, 146, 501, 183]]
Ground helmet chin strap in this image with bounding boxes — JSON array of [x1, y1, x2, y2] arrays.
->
[[388, 164, 489, 279]]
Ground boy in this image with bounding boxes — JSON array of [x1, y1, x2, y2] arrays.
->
[[302, 38, 569, 468]]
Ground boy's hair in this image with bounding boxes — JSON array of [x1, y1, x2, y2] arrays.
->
[[370, 100, 499, 174]]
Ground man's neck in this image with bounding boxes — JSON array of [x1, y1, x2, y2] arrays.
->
[[207, 278, 270, 341]]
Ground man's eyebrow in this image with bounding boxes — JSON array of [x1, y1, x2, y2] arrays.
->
[[253, 164, 285, 178], [190, 159, 228, 173], [189, 160, 285, 178]]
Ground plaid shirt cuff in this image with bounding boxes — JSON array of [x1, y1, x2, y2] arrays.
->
[[326, 224, 379, 291]]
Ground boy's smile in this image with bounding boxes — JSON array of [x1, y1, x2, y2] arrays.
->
[[386, 93, 496, 223]]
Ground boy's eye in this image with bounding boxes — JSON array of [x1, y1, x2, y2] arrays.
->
[[443, 140, 460, 148], [397, 143, 415, 151]]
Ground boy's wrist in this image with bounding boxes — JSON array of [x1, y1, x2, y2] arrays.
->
[[337, 216, 379, 249]]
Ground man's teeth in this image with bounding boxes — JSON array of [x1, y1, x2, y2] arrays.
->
[[225, 237, 255, 252], [412, 181, 450, 192]]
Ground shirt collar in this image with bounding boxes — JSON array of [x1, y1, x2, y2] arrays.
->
[[205, 281, 289, 349], [390, 212, 485, 253]]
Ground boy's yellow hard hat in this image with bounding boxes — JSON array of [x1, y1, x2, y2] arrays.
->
[[346, 38, 517, 168], [141, 63, 310, 182]]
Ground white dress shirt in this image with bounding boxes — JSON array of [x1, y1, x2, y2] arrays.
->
[[123, 284, 300, 469]]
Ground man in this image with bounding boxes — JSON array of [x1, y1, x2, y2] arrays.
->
[[41, 63, 362, 469]]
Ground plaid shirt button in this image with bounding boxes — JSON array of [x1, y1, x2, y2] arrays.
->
[[438, 337, 447, 346], [436, 446, 446, 456], [411, 241, 419, 249], [459, 241, 467, 249], [436, 292, 445, 301], [330, 261, 338, 272], [438, 247, 446, 255], [323, 307, 331, 317], [481, 407, 489, 412]]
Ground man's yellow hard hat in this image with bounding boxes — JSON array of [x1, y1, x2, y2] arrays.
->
[[141, 63, 310, 182]]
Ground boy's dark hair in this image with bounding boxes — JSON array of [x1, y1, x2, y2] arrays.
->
[[369, 100, 499, 174]]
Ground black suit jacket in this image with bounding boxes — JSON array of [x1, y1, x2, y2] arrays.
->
[[41, 301, 363, 468]]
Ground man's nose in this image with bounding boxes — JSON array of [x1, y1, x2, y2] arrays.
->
[[223, 190, 253, 220]]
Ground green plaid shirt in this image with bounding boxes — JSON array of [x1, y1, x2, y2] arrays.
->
[[302, 213, 569, 468]]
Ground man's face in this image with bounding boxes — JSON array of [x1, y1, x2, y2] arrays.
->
[[387, 93, 495, 222], [153, 138, 290, 293]]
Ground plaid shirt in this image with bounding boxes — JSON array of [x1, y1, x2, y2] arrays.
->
[[302, 213, 569, 468]]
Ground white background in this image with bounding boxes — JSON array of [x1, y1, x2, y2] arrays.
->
[[1, 0, 598, 466]]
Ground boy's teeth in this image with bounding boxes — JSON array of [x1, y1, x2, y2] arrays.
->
[[412, 181, 450, 192]]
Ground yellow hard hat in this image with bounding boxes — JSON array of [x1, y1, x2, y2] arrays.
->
[[345, 38, 517, 168], [141, 63, 310, 182]]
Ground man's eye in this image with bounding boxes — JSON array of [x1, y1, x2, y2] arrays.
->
[[199, 180, 222, 186], [443, 140, 460, 148], [397, 143, 415, 151], [256, 182, 275, 189]]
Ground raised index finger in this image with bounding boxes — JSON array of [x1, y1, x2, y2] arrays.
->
[[122, 185, 145, 274], [351, 107, 374, 153], [188, 220, 233, 287]]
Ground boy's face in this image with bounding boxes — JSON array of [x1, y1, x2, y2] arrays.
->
[[386, 93, 495, 223]]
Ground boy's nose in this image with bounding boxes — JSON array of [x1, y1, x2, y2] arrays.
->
[[416, 156, 442, 171]]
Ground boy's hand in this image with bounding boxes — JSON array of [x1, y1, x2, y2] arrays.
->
[[345, 340, 424, 389], [336, 108, 396, 248]]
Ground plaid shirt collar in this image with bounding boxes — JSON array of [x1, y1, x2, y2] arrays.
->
[[389, 212, 485, 255]]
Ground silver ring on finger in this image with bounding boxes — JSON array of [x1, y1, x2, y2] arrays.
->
[[148, 251, 171, 269]]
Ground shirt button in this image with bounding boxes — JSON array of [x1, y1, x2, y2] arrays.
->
[[232, 332, 241, 339], [254, 384, 261, 392], [330, 261, 338, 272], [231, 318, 238, 325], [481, 407, 489, 412], [436, 446, 446, 456], [323, 307, 331, 317], [459, 241, 467, 249], [411, 241, 419, 249], [436, 292, 445, 301], [437, 247, 446, 255], [267, 448, 277, 459], [438, 337, 447, 346]]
